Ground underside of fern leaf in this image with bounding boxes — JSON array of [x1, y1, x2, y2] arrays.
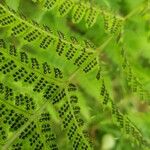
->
[[0, 1, 149, 150], [32, 0, 124, 35], [0, 3, 95, 150], [0, 39, 92, 149]]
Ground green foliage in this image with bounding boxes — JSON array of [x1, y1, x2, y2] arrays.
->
[[0, 0, 149, 150], [35, 0, 124, 34]]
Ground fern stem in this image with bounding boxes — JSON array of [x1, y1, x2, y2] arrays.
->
[[0, 98, 32, 116], [96, 36, 113, 56], [68, 68, 80, 82]]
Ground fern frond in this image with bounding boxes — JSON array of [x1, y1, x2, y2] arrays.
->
[[120, 48, 150, 103], [57, 0, 74, 17], [0, 3, 99, 75], [102, 10, 124, 34], [0, 76, 60, 149], [0, 40, 92, 150], [84, 7, 99, 28], [0, 4, 94, 149], [34, 0, 124, 34], [96, 76, 149, 148], [56, 83, 92, 149], [0, 1, 149, 149], [43, 0, 60, 10], [0, 40, 64, 82], [110, 100, 149, 148], [72, 2, 87, 24]]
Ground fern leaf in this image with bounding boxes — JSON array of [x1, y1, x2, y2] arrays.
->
[[33, 0, 124, 34], [111, 100, 150, 148], [0, 38, 92, 150], [95, 74, 149, 148], [0, 4, 94, 149], [57, 0, 74, 17], [0, 79, 60, 149], [0, 1, 149, 149], [102, 10, 124, 34], [43, 0, 60, 10], [84, 7, 99, 28], [0, 3, 99, 75], [120, 48, 150, 102], [72, 3, 87, 24]]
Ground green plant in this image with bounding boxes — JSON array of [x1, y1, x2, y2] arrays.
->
[[0, 0, 149, 150]]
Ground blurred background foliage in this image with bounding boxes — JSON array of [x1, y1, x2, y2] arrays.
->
[[3, 0, 150, 149]]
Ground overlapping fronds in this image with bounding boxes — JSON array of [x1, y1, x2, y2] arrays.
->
[[32, 0, 124, 35], [0, 1, 149, 150]]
